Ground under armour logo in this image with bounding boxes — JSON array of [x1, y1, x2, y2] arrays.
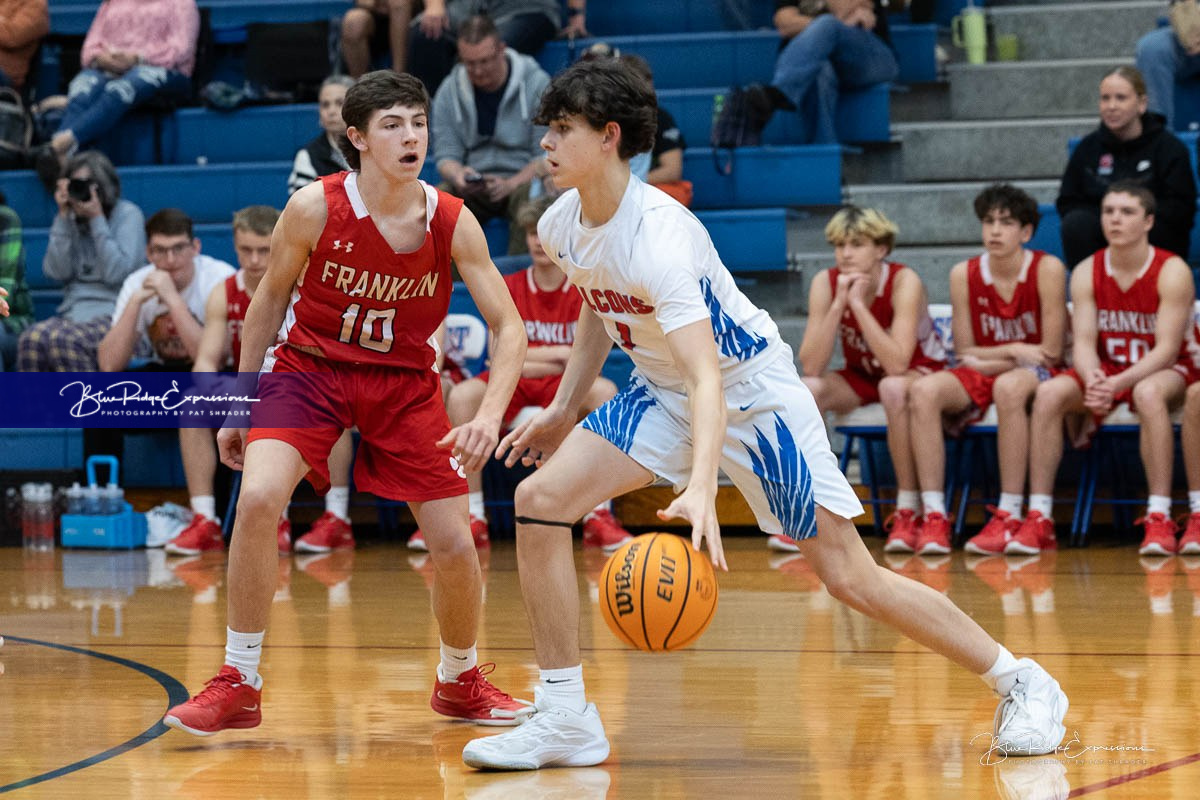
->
[[333, 240, 355, 253]]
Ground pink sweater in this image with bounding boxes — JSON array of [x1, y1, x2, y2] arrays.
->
[[81, 0, 200, 77]]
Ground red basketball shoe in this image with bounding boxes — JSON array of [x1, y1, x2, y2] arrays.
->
[[883, 508, 920, 553], [1178, 513, 1200, 555], [1005, 511, 1056, 555], [915, 512, 952, 555], [1137, 513, 1178, 557], [582, 509, 633, 552], [294, 512, 354, 553], [165, 515, 225, 556], [430, 663, 533, 726], [164, 665, 262, 736], [964, 507, 1021, 555]]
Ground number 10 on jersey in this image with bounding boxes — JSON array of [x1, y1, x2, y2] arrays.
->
[[339, 303, 396, 353]]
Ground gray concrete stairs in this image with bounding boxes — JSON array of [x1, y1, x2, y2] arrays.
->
[[775, 0, 1160, 322]]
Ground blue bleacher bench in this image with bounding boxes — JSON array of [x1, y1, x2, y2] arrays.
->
[[685, 145, 842, 209], [538, 26, 936, 93], [50, 1, 347, 37]]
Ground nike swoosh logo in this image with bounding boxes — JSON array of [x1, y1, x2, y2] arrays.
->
[[738, 402, 754, 411], [247, 644, 260, 649], [242, 704, 258, 712], [557, 251, 567, 259]]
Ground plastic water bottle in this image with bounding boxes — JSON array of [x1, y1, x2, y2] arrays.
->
[[20, 483, 35, 549], [102, 483, 125, 515], [82, 484, 103, 515], [37, 484, 55, 551], [66, 482, 84, 514]]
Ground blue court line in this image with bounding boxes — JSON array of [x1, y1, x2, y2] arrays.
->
[[0, 635, 189, 794]]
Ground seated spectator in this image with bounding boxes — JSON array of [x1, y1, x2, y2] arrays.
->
[[167, 206, 357, 557], [341, 0, 418, 79], [17, 150, 145, 371], [97, 208, 234, 372], [731, 0, 898, 145], [409, 0, 558, 94], [34, 0, 199, 188], [1024, 182, 1193, 557], [1056, 66, 1197, 268], [288, 75, 354, 196], [1135, 8, 1200, 130], [0, 190, 32, 369], [795, 206, 946, 554], [905, 185, 1068, 556], [407, 197, 632, 552], [0, 0, 49, 96], [432, 15, 550, 254]]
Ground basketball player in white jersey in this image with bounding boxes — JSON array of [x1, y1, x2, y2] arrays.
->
[[460, 57, 1070, 770]]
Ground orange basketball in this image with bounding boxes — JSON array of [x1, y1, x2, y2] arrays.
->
[[599, 532, 719, 652]]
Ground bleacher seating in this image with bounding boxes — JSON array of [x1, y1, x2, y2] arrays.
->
[[8, 0, 942, 512]]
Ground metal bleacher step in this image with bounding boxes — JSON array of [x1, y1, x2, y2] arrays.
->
[[948, 58, 1133, 121], [892, 116, 1095, 182], [988, 1, 1162, 61]]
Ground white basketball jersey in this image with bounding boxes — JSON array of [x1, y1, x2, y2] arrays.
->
[[538, 176, 784, 392]]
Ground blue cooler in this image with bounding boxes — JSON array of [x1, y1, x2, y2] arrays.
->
[[61, 456, 148, 549]]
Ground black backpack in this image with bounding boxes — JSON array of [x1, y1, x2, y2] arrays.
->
[[710, 84, 774, 175], [0, 87, 33, 170]]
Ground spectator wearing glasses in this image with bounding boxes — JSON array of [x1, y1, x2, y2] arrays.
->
[[431, 14, 550, 254], [97, 207, 234, 371]]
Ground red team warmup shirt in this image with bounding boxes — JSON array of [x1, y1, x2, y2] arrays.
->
[[224, 271, 251, 369], [1066, 247, 1183, 422], [249, 174, 468, 501], [949, 251, 1049, 415], [829, 261, 944, 402], [480, 269, 582, 425]]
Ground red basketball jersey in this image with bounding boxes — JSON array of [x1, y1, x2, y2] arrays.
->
[[283, 173, 462, 369], [505, 268, 581, 348], [828, 261, 944, 378], [967, 251, 1046, 347], [1091, 246, 1173, 369], [224, 271, 252, 369]]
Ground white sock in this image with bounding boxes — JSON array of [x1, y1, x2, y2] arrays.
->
[[921, 491, 946, 517], [191, 495, 217, 522], [1190, 491, 1200, 515], [438, 641, 477, 681], [225, 628, 264, 686], [468, 491, 486, 521], [1028, 494, 1053, 518], [998, 493, 1024, 518], [539, 665, 587, 713], [1148, 495, 1172, 517], [980, 644, 1021, 695], [896, 490, 921, 513], [325, 486, 350, 522]]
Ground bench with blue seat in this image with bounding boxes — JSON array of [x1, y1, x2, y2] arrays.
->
[[49, 0, 347, 37], [537, 26, 937, 92]]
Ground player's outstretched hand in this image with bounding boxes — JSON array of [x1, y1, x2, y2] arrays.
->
[[437, 418, 499, 474], [657, 487, 728, 571], [496, 405, 575, 468], [217, 426, 248, 470]]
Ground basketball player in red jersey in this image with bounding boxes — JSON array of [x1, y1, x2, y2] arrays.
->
[[905, 185, 1068, 555], [797, 206, 946, 554], [166, 206, 357, 558], [1022, 181, 1194, 556], [164, 71, 532, 736]]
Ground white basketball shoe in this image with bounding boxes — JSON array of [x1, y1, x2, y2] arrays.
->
[[993, 658, 1068, 756], [462, 687, 610, 770]]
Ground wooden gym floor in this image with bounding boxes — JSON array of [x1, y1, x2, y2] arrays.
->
[[3, 533, 1200, 799]]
